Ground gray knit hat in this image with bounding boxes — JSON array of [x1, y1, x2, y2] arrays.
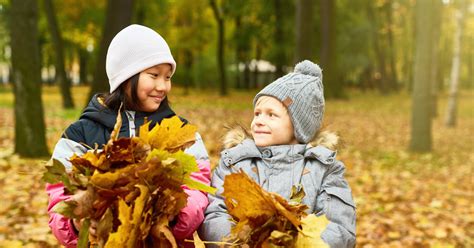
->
[[253, 60, 324, 143]]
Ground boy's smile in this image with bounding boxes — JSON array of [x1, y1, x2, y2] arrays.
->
[[251, 96, 298, 147]]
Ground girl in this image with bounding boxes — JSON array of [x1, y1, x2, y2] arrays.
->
[[46, 24, 211, 247]]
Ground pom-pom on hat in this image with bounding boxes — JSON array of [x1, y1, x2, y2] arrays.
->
[[106, 24, 176, 93], [253, 60, 324, 143]]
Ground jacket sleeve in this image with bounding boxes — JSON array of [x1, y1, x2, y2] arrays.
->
[[46, 182, 78, 248], [316, 161, 356, 248], [199, 157, 234, 245], [46, 124, 88, 247], [172, 132, 211, 240]]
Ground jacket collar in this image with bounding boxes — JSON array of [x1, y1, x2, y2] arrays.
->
[[221, 126, 339, 167], [80, 94, 178, 130]]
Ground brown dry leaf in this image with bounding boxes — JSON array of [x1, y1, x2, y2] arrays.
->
[[223, 171, 309, 246], [107, 103, 122, 146]]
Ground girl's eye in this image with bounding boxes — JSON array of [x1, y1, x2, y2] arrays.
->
[[149, 73, 158, 78], [166, 76, 171, 80]]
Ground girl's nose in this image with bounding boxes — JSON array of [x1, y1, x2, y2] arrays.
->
[[154, 78, 167, 91]]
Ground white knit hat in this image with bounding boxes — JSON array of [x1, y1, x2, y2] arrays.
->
[[253, 60, 324, 143], [106, 24, 176, 93]]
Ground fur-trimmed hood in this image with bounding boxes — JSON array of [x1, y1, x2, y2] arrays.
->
[[222, 125, 340, 151]]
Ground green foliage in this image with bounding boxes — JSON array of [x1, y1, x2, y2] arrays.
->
[[3, 0, 473, 91]]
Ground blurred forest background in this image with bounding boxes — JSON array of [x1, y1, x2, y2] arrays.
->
[[0, 0, 473, 247]]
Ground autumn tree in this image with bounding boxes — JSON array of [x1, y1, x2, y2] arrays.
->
[[272, 0, 287, 78], [43, 0, 75, 109], [209, 0, 228, 96], [227, 0, 256, 88], [89, 0, 134, 99], [9, 0, 49, 157], [295, 0, 313, 62], [409, 0, 437, 152], [445, 4, 467, 127], [320, 0, 344, 98]]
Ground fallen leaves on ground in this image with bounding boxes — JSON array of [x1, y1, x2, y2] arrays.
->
[[0, 87, 472, 247]]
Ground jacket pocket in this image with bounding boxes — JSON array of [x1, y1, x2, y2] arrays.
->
[[324, 187, 356, 208], [324, 187, 356, 229]]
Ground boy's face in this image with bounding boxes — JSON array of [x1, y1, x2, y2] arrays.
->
[[251, 96, 298, 147]]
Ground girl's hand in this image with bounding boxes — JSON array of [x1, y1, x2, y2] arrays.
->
[[72, 218, 98, 240], [67, 188, 95, 218]]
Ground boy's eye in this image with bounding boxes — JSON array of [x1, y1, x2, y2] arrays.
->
[[254, 112, 260, 117]]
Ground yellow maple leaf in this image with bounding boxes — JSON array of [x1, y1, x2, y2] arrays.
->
[[144, 116, 197, 152], [295, 214, 330, 248], [90, 163, 137, 189], [223, 172, 276, 224], [70, 151, 109, 171], [105, 185, 149, 248]]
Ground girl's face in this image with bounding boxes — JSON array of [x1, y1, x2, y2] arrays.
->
[[251, 96, 298, 147], [135, 64, 172, 112]]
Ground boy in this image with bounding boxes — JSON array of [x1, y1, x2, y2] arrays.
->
[[201, 60, 356, 247]]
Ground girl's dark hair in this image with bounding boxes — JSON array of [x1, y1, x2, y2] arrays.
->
[[102, 73, 170, 112]]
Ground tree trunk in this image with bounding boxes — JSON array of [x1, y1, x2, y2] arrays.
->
[[429, 0, 442, 118], [88, 0, 134, 99], [295, 0, 313, 62], [10, 0, 49, 157], [252, 43, 262, 89], [183, 49, 194, 96], [367, 2, 390, 94], [234, 15, 249, 89], [409, 0, 435, 152], [445, 9, 464, 127], [79, 48, 88, 85], [320, 0, 343, 98], [43, 0, 74, 109], [273, 0, 285, 78], [385, 1, 398, 91], [210, 0, 228, 96]]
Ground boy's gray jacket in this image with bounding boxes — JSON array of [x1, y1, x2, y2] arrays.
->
[[200, 128, 356, 248]]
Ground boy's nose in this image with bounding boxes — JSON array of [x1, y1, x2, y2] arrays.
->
[[254, 117, 265, 126]]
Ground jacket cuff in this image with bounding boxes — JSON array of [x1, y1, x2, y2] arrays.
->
[[171, 189, 208, 239]]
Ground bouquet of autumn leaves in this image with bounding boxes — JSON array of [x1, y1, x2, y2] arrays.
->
[[220, 171, 329, 248], [43, 112, 216, 248]]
